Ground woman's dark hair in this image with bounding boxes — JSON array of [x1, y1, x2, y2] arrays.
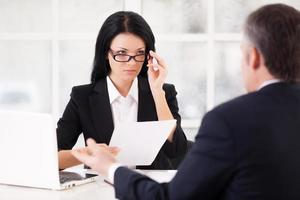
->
[[244, 4, 300, 82], [91, 11, 155, 83]]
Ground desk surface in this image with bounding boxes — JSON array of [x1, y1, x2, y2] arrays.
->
[[0, 170, 176, 200]]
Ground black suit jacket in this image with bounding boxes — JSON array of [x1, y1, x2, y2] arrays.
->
[[114, 82, 300, 200], [56, 77, 187, 169]]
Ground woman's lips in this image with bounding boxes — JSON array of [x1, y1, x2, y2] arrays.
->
[[124, 69, 136, 73]]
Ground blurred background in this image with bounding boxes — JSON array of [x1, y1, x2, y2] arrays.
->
[[1, 0, 299, 142]]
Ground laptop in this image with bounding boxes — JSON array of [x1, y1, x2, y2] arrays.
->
[[0, 111, 98, 190]]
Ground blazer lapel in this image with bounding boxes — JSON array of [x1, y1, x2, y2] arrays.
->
[[89, 79, 114, 144], [137, 77, 158, 122]]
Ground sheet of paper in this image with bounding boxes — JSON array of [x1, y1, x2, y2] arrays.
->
[[109, 120, 176, 166]]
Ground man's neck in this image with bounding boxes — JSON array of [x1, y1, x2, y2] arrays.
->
[[257, 79, 281, 90], [252, 65, 278, 91]]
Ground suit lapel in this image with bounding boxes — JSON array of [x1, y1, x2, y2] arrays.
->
[[89, 79, 114, 144], [137, 77, 158, 122]]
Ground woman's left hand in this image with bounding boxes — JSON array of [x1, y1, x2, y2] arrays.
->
[[147, 50, 168, 92]]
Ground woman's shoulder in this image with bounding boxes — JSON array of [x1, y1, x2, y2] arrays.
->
[[163, 83, 176, 94], [137, 76, 177, 94], [70, 83, 95, 99], [71, 79, 107, 97], [71, 83, 93, 93], [163, 83, 175, 90]]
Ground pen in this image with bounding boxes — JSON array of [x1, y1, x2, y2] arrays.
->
[[152, 57, 159, 71], [104, 179, 114, 187]]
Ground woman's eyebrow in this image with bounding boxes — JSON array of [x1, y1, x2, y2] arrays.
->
[[116, 47, 145, 50]]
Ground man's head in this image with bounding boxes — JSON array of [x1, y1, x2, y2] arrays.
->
[[241, 4, 300, 92]]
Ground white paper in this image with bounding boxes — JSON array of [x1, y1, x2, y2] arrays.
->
[[109, 120, 176, 166]]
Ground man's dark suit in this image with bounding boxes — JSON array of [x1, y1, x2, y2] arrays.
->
[[114, 82, 300, 199], [56, 76, 187, 169]]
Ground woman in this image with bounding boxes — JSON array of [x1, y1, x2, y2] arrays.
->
[[57, 11, 187, 170]]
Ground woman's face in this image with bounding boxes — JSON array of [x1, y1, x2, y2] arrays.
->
[[108, 32, 146, 82]]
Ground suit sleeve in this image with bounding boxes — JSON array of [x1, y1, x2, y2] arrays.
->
[[161, 84, 187, 158], [114, 110, 237, 200], [56, 87, 82, 151], [114, 167, 169, 200]]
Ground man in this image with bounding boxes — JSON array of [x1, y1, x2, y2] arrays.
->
[[72, 4, 300, 200]]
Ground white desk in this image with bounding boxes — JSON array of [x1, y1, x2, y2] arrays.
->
[[0, 170, 177, 200]]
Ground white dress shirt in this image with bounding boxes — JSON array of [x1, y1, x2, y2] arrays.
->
[[258, 79, 281, 90], [107, 163, 124, 184], [107, 77, 138, 125], [106, 77, 138, 184]]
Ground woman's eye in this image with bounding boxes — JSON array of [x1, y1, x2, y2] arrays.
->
[[116, 50, 127, 54], [137, 51, 145, 55]]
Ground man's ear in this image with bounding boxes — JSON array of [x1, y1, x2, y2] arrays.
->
[[249, 47, 261, 70]]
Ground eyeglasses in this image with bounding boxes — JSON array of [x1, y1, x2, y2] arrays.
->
[[109, 49, 148, 62]]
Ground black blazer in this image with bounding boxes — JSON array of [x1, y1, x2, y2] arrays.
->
[[113, 82, 300, 200], [56, 77, 187, 169]]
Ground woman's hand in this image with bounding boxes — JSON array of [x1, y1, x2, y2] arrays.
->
[[146, 51, 176, 142], [147, 50, 168, 93]]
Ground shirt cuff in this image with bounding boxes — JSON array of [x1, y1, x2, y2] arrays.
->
[[107, 163, 123, 184]]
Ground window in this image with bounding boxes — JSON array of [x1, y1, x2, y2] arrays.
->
[[1, 0, 299, 140]]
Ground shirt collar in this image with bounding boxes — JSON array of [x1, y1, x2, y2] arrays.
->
[[258, 79, 281, 90], [129, 78, 139, 103], [107, 77, 138, 104]]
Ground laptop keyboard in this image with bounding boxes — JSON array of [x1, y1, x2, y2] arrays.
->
[[59, 171, 85, 184]]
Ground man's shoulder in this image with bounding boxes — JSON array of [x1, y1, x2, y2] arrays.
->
[[213, 82, 300, 115], [211, 91, 264, 117]]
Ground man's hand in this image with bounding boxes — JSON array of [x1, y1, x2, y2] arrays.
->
[[96, 143, 119, 156], [71, 138, 119, 176]]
